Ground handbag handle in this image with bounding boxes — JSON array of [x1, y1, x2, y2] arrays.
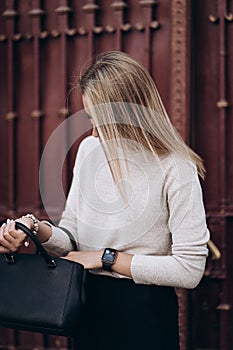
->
[[5, 221, 56, 269]]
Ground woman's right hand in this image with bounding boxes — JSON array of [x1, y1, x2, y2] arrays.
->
[[0, 218, 30, 253]]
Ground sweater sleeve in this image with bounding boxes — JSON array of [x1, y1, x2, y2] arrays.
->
[[130, 161, 209, 289], [42, 222, 73, 256]]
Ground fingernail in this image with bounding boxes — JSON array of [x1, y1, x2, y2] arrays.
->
[[6, 219, 11, 224]]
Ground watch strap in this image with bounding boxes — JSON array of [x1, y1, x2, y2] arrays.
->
[[102, 262, 113, 271]]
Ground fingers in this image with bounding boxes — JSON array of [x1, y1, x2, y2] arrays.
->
[[0, 219, 26, 252], [7, 227, 26, 240], [0, 222, 11, 253], [0, 223, 6, 238], [0, 234, 17, 252], [0, 245, 11, 254], [1, 220, 15, 242], [0, 220, 12, 241], [0, 221, 13, 251]]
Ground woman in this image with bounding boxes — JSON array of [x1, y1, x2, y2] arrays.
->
[[0, 51, 209, 349]]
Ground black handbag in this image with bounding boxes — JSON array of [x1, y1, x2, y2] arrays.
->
[[0, 221, 86, 336]]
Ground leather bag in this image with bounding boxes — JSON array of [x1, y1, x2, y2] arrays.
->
[[0, 221, 86, 336]]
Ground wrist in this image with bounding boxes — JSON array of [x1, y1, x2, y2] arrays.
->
[[21, 214, 39, 235], [111, 252, 133, 277], [97, 250, 104, 269], [16, 217, 33, 230]]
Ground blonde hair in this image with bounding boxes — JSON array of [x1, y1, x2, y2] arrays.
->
[[79, 51, 205, 186]]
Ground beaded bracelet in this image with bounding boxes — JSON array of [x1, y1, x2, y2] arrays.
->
[[22, 213, 39, 235]]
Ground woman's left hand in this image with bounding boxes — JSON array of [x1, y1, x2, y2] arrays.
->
[[0, 219, 27, 253], [62, 250, 104, 270]]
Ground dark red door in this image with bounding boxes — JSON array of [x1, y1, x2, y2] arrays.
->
[[0, 1, 232, 349]]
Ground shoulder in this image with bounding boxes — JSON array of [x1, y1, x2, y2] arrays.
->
[[73, 136, 102, 172], [78, 135, 100, 153], [159, 152, 199, 191], [161, 152, 197, 176], [76, 136, 100, 160]]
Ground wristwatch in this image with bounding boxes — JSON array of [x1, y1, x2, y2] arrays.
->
[[101, 248, 118, 271]]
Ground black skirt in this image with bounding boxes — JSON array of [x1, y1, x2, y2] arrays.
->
[[74, 273, 179, 350]]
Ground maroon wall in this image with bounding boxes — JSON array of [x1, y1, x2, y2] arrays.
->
[[0, 1, 233, 349]]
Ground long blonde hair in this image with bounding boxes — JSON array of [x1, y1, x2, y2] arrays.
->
[[79, 51, 205, 185]]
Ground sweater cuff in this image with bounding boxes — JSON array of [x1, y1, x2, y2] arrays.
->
[[41, 221, 73, 256]]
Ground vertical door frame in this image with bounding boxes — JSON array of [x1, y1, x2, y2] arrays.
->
[[170, 1, 192, 349]]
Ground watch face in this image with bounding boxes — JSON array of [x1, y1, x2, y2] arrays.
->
[[102, 249, 117, 263]]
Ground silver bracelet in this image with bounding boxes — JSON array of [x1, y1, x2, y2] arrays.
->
[[22, 214, 39, 235]]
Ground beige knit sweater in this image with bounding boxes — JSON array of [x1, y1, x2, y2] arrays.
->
[[43, 136, 209, 289]]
